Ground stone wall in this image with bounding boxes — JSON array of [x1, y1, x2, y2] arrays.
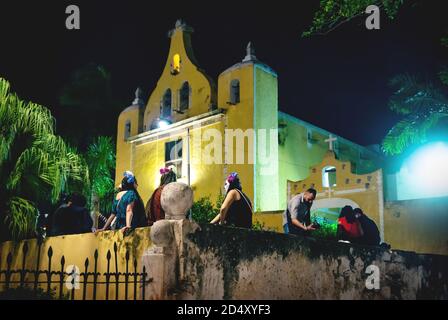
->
[[143, 220, 448, 300]]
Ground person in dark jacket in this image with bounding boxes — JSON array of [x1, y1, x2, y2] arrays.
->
[[354, 208, 381, 246], [52, 193, 93, 236]]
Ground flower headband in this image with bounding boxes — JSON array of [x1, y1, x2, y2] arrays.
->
[[160, 167, 172, 175], [123, 171, 135, 184], [226, 172, 239, 183]]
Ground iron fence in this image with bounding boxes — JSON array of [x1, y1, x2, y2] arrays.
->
[[0, 241, 149, 300]]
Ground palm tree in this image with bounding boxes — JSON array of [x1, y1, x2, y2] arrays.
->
[[382, 74, 448, 156], [0, 78, 88, 240], [84, 136, 116, 227]]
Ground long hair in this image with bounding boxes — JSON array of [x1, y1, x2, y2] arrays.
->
[[121, 176, 137, 192], [121, 175, 145, 220]]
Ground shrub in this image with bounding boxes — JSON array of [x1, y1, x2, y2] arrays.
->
[[191, 196, 220, 224], [252, 220, 276, 232], [311, 217, 337, 241]]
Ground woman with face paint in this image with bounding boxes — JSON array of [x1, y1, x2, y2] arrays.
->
[[210, 172, 253, 228]]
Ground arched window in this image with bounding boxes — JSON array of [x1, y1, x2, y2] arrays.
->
[[229, 79, 240, 105], [162, 89, 172, 117], [322, 166, 337, 188], [180, 82, 190, 111], [124, 120, 131, 140]]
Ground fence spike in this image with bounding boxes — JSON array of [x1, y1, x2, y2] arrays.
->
[[23, 241, 29, 255]]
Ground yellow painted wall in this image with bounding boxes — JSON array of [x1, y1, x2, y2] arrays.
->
[[278, 112, 381, 210], [190, 122, 226, 203], [129, 121, 225, 205], [115, 106, 141, 183], [218, 62, 255, 205], [384, 197, 448, 255], [253, 211, 284, 232], [0, 228, 152, 299], [143, 23, 215, 130]]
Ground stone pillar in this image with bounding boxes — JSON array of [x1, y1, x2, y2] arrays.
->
[[141, 182, 194, 299], [161, 182, 194, 220]]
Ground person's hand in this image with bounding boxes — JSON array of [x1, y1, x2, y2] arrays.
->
[[306, 225, 316, 231], [120, 226, 131, 234], [95, 228, 104, 235]]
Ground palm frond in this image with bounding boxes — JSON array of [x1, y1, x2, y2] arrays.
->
[[5, 197, 38, 239], [0, 77, 89, 239], [85, 136, 116, 198], [382, 106, 448, 155], [388, 74, 448, 115]]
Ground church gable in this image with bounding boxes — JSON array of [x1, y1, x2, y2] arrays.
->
[[143, 20, 216, 132]]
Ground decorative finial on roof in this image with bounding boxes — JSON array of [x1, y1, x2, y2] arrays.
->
[[168, 19, 194, 37], [175, 19, 184, 28], [242, 41, 257, 62], [132, 87, 144, 106]]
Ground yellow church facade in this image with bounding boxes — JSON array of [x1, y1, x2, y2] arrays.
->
[[115, 20, 383, 228]]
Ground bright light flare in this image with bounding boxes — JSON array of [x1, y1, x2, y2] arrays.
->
[[157, 119, 170, 129], [407, 142, 448, 196]]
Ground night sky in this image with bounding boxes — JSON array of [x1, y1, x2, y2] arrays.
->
[[1, 0, 447, 146]]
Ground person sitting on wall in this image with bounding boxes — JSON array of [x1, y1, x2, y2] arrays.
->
[[282, 188, 317, 236], [96, 171, 147, 235], [354, 208, 381, 246], [337, 205, 363, 243], [52, 193, 93, 236], [145, 167, 177, 225], [210, 172, 253, 229]]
